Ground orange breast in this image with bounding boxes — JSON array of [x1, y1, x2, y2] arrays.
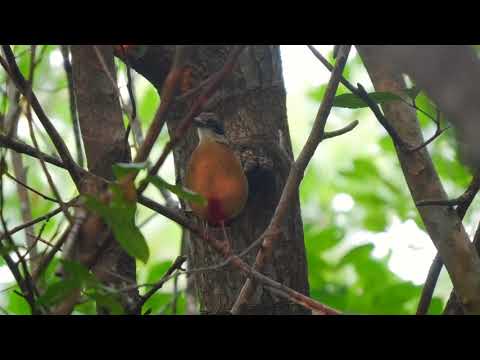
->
[[185, 139, 248, 226]]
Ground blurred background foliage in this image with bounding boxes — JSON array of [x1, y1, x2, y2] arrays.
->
[[0, 45, 477, 315]]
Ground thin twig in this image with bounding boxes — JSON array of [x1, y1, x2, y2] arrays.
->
[[0, 197, 78, 242], [4, 171, 60, 203], [306, 45, 447, 153], [0, 134, 66, 168], [133, 45, 196, 165], [0, 170, 41, 314], [23, 46, 73, 224], [5, 75, 38, 271], [134, 255, 187, 313], [60, 45, 84, 168]]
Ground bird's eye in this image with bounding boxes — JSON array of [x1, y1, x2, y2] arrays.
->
[[214, 124, 225, 135]]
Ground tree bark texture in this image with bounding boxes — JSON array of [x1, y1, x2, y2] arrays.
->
[[70, 45, 139, 313], [126, 45, 310, 314], [357, 45, 480, 314]]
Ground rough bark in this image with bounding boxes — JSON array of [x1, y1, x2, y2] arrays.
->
[[122, 45, 310, 314], [357, 45, 480, 314], [70, 45, 139, 313]]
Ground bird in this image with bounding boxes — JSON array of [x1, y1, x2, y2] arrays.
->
[[185, 112, 248, 242]]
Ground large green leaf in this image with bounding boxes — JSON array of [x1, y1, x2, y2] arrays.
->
[[148, 175, 206, 206], [306, 225, 345, 253], [36, 260, 98, 308], [84, 185, 149, 264], [146, 260, 174, 284], [37, 279, 79, 307]]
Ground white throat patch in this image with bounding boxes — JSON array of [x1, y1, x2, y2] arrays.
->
[[197, 127, 228, 144]]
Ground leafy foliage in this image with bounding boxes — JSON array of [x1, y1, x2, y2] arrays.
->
[[0, 45, 467, 315]]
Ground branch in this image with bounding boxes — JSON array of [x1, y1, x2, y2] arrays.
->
[[137, 195, 340, 315], [306, 45, 446, 153], [416, 172, 480, 314], [60, 45, 84, 168], [230, 45, 352, 314], [133, 45, 195, 165], [323, 120, 359, 139], [366, 45, 480, 169], [4, 171, 59, 203], [0, 134, 66, 168], [0, 197, 78, 243], [356, 45, 480, 315], [22, 46, 73, 223], [0, 172, 42, 314], [4, 74, 38, 271], [444, 218, 480, 314], [134, 255, 187, 313]]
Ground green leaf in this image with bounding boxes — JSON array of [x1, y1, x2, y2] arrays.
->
[[37, 279, 79, 307], [113, 162, 148, 180], [143, 292, 172, 314], [146, 260, 174, 284], [139, 86, 160, 126], [338, 244, 374, 268], [84, 185, 149, 264], [306, 226, 345, 253], [148, 175, 207, 206], [87, 291, 124, 315], [36, 260, 98, 308], [428, 297, 444, 315], [333, 92, 402, 109], [363, 209, 388, 232], [61, 260, 99, 288], [7, 286, 31, 315]]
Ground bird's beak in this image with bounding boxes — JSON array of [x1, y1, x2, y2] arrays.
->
[[193, 116, 206, 128]]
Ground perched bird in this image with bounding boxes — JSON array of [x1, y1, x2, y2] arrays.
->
[[185, 112, 248, 239]]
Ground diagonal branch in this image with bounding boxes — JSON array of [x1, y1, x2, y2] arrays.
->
[[306, 45, 447, 153], [0, 134, 66, 168], [230, 45, 352, 314], [0, 45, 82, 187], [133, 45, 195, 165], [356, 45, 480, 315]]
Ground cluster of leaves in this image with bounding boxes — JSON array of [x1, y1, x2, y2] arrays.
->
[[305, 224, 443, 314]]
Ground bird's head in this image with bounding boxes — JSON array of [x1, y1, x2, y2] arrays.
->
[[193, 112, 227, 143]]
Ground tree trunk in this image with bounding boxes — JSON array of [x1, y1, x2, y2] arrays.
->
[[70, 45, 139, 313], [162, 45, 309, 314]]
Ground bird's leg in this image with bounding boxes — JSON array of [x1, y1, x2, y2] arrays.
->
[[203, 221, 209, 241], [220, 221, 232, 254]]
